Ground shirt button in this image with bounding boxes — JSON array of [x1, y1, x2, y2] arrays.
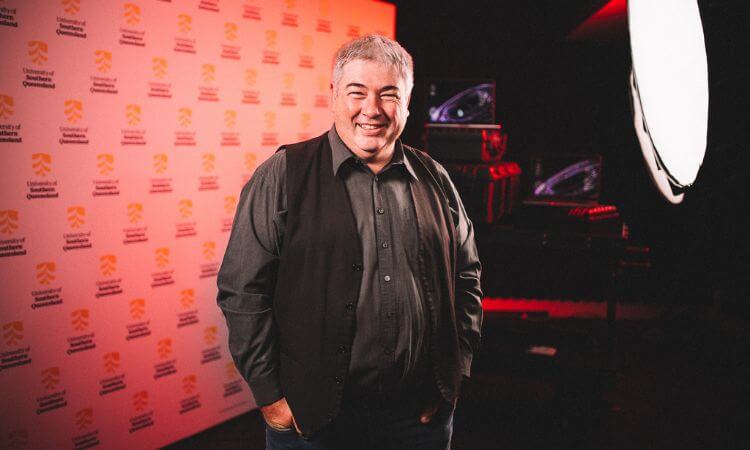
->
[[384, 348, 392, 355], [338, 345, 347, 354], [334, 376, 343, 384], [385, 312, 393, 318], [352, 263, 362, 271], [381, 242, 389, 248], [384, 275, 391, 282], [377, 208, 385, 214], [345, 302, 354, 310]]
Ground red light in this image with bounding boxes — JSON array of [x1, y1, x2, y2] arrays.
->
[[568, 0, 627, 41], [482, 297, 660, 320]]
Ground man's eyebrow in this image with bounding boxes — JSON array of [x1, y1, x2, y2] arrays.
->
[[343, 83, 400, 92]]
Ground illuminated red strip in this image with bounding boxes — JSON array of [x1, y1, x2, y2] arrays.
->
[[482, 297, 661, 320]]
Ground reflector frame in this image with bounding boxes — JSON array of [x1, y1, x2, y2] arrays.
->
[[628, 0, 709, 198]]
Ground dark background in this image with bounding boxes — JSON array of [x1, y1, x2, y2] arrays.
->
[[390, 0, 750, 310]]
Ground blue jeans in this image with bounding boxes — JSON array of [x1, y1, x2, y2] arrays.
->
[[265, 392, 454, 450]]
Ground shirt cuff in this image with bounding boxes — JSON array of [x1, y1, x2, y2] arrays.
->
[[248, 375, 283, 407]]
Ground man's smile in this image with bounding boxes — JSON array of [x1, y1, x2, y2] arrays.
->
[[356, 122, 386, 131]]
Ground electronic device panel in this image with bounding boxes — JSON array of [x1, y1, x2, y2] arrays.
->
[[426, 79, 496, 124]]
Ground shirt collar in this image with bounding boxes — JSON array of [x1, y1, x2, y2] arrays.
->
[[327, 126, 418, 180]]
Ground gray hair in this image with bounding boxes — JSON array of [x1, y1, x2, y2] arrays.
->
[[332, 34, 414, 94]]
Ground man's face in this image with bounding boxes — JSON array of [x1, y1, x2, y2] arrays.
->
[[331, 59, 410, 161]]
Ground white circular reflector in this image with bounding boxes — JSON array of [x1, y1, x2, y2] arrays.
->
[[630, 71, 684, 204], [628, 0, 709, 200]]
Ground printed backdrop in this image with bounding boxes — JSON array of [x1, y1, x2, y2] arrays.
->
[[0, 0, 394, 448]]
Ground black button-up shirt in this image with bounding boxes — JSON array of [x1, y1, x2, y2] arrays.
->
[[218, 127, 479, 405], [328, 127, 428, 393]]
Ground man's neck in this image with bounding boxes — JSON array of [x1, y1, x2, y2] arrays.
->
[[362, 145, 395, 174]]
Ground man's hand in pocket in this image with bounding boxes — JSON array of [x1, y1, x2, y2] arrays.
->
[[261, 397, 298, 432]]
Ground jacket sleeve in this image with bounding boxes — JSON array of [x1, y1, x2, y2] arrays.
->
[[217, 151, 287, 406], [437, 163, 484, 379]]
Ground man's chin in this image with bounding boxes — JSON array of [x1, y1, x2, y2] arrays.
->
[[354, 136, 389, 151]]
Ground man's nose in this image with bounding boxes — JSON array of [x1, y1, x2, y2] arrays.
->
[[360, 94, 382, 117]]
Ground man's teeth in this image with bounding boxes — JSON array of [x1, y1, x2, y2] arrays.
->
[[358, 124, 381, 130]]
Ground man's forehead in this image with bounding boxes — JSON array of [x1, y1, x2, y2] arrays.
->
[[339, 59, 404, 84]]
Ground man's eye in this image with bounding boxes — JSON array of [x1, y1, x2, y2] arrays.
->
[[348, 91, 365, 97], [382, 94, 399, 100]]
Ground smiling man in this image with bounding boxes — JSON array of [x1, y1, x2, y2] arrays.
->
[[217, 35, 482, 450]]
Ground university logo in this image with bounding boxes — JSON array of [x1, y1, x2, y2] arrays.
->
[[318, 75, 328, 93], [103, 352, 120, 373], [41, 367, 61, 390], [133, 391, 148, 412], [157, 338, 172, 359], [347, 25, 361, 38], [265, 30, 277, 49], [224, 110, 236, 128], [7, 430, 29, 449], [202, 153, 215, 172], [180, 289, 195, 308], [0, 94, 13, 119], [201, 64, 215, 83], [224, 22, 237, 41], [178, 107, 191, 127], [283, 73, 294, 90], [32, 153, 52, 176], [178, 199, 192, 219], [3, 321, 23, 345], [75, 408, 93, 430], [27, 40, 49, 65], [225, 361, 239, 380], [127, 203, 143, 224], [99, 254, 117, 276], [130, 299, 145, 320], [67, 206, 85, 229], [301, 112, 311, 130], [182, 374, 197, 395], [202, 241, 216, 260], [123, 3, 141, 26], [64, 99, 83, 124], [224, 196, 236, 215], [71, 309, 89, 331], [95, 50, 112, 73], [153, 154, 168, 174], [244, 153, 257, 172], [177, 13, 192, 33], [320, 0, 330, 15], [245, 69, 257, 86], [152, 57, 167, 78], [302, 35, 313, 53], [204, 326, 217, 345], [264, 112, 276, 129], [61, 0, 80, 15], [155, 247, 169, 268], [125, 104, 141, 126], [96, 153, 114, 176], [36, 262, 56, 285], [0, 210, 19, 234]]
